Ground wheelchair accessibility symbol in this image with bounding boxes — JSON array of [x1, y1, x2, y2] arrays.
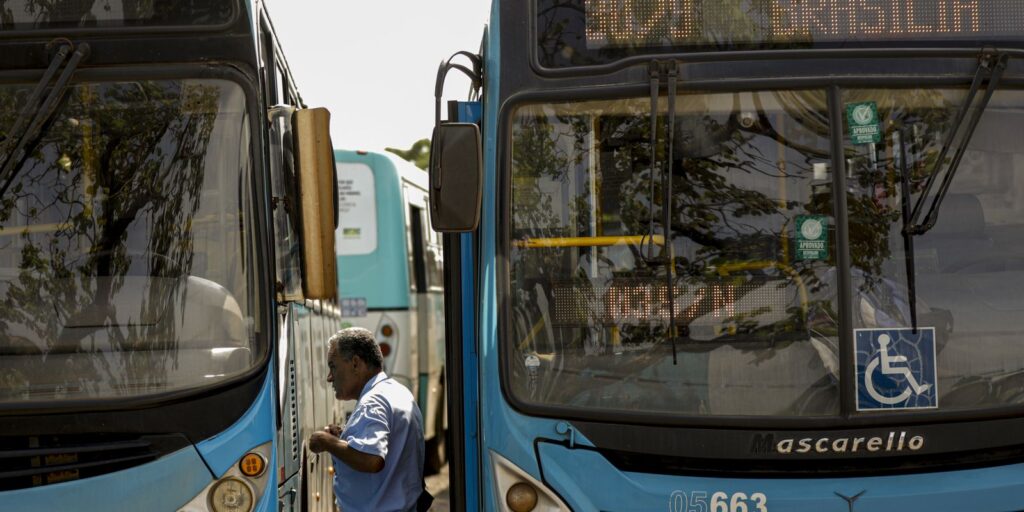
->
[[855, 328, 938, 411]]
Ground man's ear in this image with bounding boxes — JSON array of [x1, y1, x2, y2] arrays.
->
[[351, 355, 366, 371]]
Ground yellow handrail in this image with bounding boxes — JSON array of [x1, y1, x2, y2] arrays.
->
[[513, 234, 665, 248], [0, 223, 73, 237]]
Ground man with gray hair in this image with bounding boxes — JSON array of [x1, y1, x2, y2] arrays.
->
[[309, 327, 429, 512]]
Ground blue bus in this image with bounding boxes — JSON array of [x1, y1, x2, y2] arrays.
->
[[432, 1, 1024, 510], [334, 149, 447, 474], [0, 2, 342, 512]]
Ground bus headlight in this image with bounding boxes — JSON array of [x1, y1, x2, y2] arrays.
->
[[177, 442, 272, 512], [506, 482, 539, 511], [209, 478, 253, 512], [491, 451, 571, 512]]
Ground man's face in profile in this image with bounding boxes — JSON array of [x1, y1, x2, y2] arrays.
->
[[327, 346, 362, 400]]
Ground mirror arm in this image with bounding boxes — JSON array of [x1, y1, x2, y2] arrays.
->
[[433, 51, 482, 129]]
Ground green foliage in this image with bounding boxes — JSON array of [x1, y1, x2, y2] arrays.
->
[[386, 138, 430, 170]]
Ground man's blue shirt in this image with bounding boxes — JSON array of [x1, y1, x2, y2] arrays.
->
[[332, 372, 424, 512]]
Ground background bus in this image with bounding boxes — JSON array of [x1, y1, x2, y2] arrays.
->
[[0, 2, 342, 512], [432, 1, 1024, 510], [335, 149, 448, 474]]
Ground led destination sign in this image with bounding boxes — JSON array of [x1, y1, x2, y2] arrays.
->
[[535, 0, 1024, 68], [585, 0, 1024, 49]]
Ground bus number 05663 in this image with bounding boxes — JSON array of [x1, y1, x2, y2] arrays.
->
[[669, 491, 768, 512]]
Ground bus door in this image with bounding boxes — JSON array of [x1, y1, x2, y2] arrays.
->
[[404, 183, 447, 471], [405, 185, 430, 404]]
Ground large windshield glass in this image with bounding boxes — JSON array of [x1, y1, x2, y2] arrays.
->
[[508, 91, 840, 417], [843, 89, 1024, 411], [0, 79, 256, 403], [509, 87, 1024, 420]]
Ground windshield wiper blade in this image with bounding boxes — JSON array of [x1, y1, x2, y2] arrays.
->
[[645, 63, 660, 263], [664, 63, 678, 365], [646, 60, 680, 365], [897, 129, 919, 333], [906, 52, 1008, 236], [0, 43, 71, 160], [0, 42, 90, 199]]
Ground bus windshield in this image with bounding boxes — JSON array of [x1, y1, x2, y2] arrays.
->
[[0, 78, 256, 404], [508, 87, 1024, 419]]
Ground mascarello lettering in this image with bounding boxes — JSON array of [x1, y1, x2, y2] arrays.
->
[[771, 431, 925, 454]]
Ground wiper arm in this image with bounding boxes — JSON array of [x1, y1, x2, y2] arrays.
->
[[645, 64, 660, 263], [664, 62, 678, 365], [0, 43, 71, 160], [897, 129, 918, 333], [0, 42, 90, 199], [646, 60, 680, 365], [906, 52, 1008, 235]]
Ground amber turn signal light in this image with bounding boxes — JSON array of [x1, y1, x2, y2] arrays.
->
[[239, 453, 266, 478]]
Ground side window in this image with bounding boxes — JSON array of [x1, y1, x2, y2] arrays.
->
[[258, 16, 294, 107], [269, 111, 303, 300], [276, 68, 291, 106], [423, 197, 444, 291], [408, 205, 428, 293], [258, 18, 278, 105]]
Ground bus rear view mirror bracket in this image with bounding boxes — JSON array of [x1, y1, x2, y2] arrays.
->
[[429, 122, 482, 232], [293, 107, 338, 300]]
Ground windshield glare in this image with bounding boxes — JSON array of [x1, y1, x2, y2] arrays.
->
[[0, 79, 256, 403], [508, 88, 1024, 419]]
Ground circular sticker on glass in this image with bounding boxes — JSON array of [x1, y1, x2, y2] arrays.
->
[[851, 104, 874, 125], [801, 218, 824, 240]]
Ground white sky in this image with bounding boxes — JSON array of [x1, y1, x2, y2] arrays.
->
[[266, 0, 492, 153]]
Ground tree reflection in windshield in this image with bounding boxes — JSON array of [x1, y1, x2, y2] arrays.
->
[[509, 91, 840, 417], [0, 79, 253, 402], [844, 88, 1024, 411]]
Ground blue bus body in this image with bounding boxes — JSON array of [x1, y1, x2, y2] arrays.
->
[[441, 2, 1024, 510], [0, 2, 340, 511]]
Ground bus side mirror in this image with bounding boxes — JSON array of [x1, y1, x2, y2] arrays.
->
[[293, 107, 338, 300], [429, 122, 482, 232]]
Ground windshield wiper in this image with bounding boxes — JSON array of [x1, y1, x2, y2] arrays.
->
[[0, 44, 70, 160], [906, 52, 1008, 235], [647, 60, 680, 365], [0, 41, 90, 199], [897, 128, 919, 332]]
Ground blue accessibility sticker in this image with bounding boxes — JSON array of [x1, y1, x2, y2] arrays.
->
[[855, 328, 938, 411]]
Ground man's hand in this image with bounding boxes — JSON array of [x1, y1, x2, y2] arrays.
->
[[309, 431, 337, 454], [307, 429, 385, 473]]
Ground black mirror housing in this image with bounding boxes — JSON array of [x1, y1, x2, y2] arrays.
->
[[429, 122, 482, 232]]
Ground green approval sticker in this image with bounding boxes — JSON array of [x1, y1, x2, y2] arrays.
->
[[846, 101, 881, 145], [796, 215, 829, 261]]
